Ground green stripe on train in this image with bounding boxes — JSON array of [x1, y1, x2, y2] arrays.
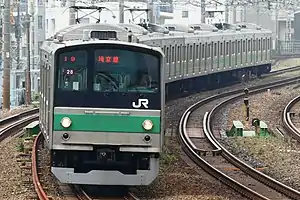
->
[[53, 113, 161, 134]]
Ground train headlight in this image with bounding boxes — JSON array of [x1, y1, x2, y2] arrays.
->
[[142, 119, 153, 131], [61, 117, 72, 128]]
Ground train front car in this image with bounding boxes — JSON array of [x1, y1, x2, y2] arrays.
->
[[51, 41, 164, 185]]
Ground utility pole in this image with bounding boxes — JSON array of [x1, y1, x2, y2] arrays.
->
[[119, 0, 124, 23], [225, 0, 229, 23], [275, 0, 279, 51], [243, 4, 247, 22], [25, 2, 31, 105], [256, 0, 260, 25], [69, 0, 76, 25], [2, 0, 11, 109], [16, 4, 20, 70], [147, 0, 154, 23], [201, 0, 205, 23], [232, 5, 236, 23], [30, 1, 34, 72]]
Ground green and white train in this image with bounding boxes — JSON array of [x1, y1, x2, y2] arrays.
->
[[39, 22, 272, 186]]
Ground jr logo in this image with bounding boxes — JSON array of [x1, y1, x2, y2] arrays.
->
[[132, 99, 149, 108]]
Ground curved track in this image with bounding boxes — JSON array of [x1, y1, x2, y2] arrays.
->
[[179, 76, 300, 199], [0, 108, 39, 142], [32, 133, 140, 200], [282, 95, 300, 141]]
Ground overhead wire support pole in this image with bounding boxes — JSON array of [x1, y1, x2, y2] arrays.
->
[[232, 4, 236, 23], [147, 0, 154, 23], [201, 0, 205, 23], [25, 2, 31, 105], [2, 0, 11, 109], [16, 4, 20, 70], [225, 0, 229, 23], [69, 0, 76, 25], [119, 0, 124, 23]]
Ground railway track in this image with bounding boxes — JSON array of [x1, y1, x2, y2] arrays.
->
[[32, 133, 140, 200], [179, 76, 300, 199], [282, 95, 300, 141], [0, 108, 39, 142]]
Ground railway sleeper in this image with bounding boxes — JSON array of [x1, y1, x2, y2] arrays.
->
[[195, 148, 222, 156]]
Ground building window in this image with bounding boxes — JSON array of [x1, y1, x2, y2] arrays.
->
[[182, 10, 188, 18], [38, 16, 43, 29]]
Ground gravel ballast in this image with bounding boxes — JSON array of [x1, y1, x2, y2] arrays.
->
[[1, 58, 300, 199], [214, 85, 300, 191], [0, 105, 34, 119]]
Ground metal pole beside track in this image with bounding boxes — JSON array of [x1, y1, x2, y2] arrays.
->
[[119, 0, 124, 23], [25, 4, 31, 105], [69, 0, 76, 25], [201, 0, 205, 23], [2, 0, 11, 109]]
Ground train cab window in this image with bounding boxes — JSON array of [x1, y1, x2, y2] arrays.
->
[[94, 49, 160, 93], [57, 50, 88, 91]]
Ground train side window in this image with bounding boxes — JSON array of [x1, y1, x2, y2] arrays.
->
[[171, 46, 175, 62], [226, 42, 229, 55], [193, 43, 196, 60], [189, 45, 193, 60], [178, 45, 181, 61], [166, 46, 169, 63], [214, 42, 217, 56], [248, 40, 251, 52], [182, 45, 186, 61]]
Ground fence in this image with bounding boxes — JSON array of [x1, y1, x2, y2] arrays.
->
[[274, 40, 300, 58]]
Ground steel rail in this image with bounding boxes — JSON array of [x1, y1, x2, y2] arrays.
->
[[32, 132, 49, 200], [282, 95, 300, 141], [205, 81, 300, 199], [179, 76, 300, 199], [70, 184, 140, 200]]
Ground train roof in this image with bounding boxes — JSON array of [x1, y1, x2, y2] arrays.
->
[[41, 38, 164, 55], [44, 22, 272, 46]]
